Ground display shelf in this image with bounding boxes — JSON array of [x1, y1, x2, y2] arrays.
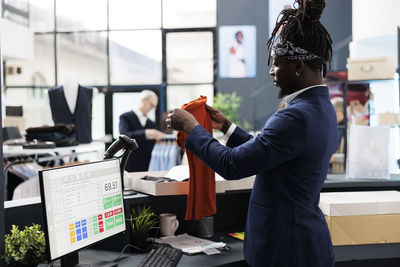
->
[[327, 75, 400, 174]]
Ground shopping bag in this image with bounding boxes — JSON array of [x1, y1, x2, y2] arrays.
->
[[346, 125, 390, 179]]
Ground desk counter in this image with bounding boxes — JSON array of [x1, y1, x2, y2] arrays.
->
[[5, 174, 400, 264], [78, 233, 244, 266]]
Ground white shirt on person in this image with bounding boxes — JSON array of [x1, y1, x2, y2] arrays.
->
[[133, 108, 148, 127]]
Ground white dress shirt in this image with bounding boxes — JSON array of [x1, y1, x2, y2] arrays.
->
[[133, 108, 148, 127]]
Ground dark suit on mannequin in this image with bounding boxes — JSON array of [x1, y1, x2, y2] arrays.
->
[[119, 111, 159, 172], [183, 86, 338, 266]]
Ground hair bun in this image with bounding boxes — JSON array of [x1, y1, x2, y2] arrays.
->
[[298, 0, 325, 22]]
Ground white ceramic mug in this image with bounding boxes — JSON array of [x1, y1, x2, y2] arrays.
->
[[159, 213, 179, 237]]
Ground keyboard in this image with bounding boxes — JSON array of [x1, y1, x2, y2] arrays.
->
[[138, 243, 183, 267]]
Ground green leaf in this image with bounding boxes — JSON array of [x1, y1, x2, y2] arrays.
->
[[213, 92, 251, 130], [3, 224, 47, 265], [129, 205, 159, 235]]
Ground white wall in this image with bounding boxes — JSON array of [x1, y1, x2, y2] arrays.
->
[[351, 0, 400, 59], [353, 0, 400, 41]]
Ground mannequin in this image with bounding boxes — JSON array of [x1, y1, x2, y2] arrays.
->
[[46, 76, 98, 143], [45, 76, 99, 113]]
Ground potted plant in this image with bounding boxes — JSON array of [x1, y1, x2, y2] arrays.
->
[[3, 224, 47, 267], [213, 92, 251, 131], [129, 205, 159, 252]]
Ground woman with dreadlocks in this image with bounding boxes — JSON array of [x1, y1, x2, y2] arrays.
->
[[166, 0, 337, 266]]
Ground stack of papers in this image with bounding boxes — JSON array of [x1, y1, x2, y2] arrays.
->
[[164, 165, 189, 182], [155, 233, 226, 255]]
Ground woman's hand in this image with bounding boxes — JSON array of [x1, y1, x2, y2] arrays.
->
[[205, 104, 232, 133], [166, 109, 199, 134]]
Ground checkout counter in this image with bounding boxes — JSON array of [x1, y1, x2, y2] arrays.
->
[[4, 173, 400, 265]]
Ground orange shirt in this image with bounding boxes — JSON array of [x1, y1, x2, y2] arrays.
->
[[177, 96, 216, 220]]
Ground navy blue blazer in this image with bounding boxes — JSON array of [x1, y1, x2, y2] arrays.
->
[[185, 86, 338, 267], [119, 111, 158, 172]]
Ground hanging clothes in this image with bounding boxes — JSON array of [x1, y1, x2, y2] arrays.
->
[[9, 162, 42, 180], [177, 96, 216, 221], [48, 85, 93, 143], [148, 142, 182, 171]]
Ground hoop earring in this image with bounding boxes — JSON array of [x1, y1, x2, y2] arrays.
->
[[295, 71, 300, 76]]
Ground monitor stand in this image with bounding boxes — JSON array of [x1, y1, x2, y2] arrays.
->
[[60, 252, 117, 267], [60, 252, 78, 267]]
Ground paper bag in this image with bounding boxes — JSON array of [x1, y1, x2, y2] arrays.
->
[[346, 125, 390, 179]]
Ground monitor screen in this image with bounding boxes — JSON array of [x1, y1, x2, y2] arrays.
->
[[39, 159, 126, 262]]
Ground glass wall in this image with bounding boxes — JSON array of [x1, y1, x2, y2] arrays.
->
[[57, 32, 108, 85], [3, 0, 217, 140], [109, 30, 162, 85]]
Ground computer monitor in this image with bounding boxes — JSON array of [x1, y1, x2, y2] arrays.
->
[[39, 159, 126, 266]]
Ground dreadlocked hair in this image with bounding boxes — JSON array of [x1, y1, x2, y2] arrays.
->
[[266, 0, 333, 77]]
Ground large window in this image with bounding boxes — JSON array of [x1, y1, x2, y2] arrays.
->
[[109, 30, 162, 85], [109, 0, 161, 30], [29, 0, 54, 32], [3, 0, 217, 139], [166, 32, 214, 84], [5, 34, 55, 86], [56, 0, 107, 31], [167, 84, 214, 111], [162, 0, 217, 29], [57, 32, 108, 85]]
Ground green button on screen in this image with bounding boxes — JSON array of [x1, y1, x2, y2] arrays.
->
[[103, 197, 113, 209], [106, 217, 115, 230]]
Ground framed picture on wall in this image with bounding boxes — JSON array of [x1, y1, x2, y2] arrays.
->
[[219, 25, 256, 78]]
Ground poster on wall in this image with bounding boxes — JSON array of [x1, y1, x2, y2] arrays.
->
[[268, 0, 292, 37], [219, 25, 256, 78]]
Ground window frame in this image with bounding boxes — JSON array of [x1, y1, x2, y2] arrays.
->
[[3, 0, 218, 142]]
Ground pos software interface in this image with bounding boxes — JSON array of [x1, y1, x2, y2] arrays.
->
[[39, 159, 126, 262]]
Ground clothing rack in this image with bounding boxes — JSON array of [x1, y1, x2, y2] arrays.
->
[[148, 141, 183, 171], [3, 150, 81, 175], [3, 149, 98, 200], [160, 134, 177, 142]]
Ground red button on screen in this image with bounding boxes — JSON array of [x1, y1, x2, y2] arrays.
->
[[105, 211, 113, 218], [114, 208, 122, 215]]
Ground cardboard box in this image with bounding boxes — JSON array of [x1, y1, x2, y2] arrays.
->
[[124, 169, 255, 196], [347, 57, 396, 80], [3, 116, 26, 133], [219, 174, 255, 192], [320, 191, 400, 245], [378, 112, 399, 125], [124, 170, 188, 196]]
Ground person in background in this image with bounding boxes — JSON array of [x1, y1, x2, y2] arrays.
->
[[119, 90, 165, 172], [166, 0, 337, 266]]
